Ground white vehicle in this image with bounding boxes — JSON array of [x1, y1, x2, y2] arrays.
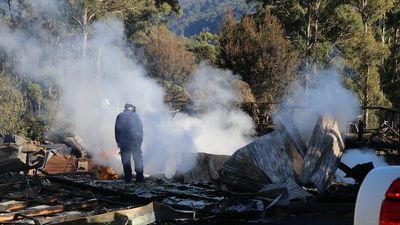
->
[[354, 166, 400, 225]]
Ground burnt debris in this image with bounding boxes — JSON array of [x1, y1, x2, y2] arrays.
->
[[0, 112, 382, 224], [220, 114, 344, 198]]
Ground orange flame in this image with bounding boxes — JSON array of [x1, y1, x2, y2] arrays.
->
[[94, 165, 119, 180], [91, 149, 120, 180]]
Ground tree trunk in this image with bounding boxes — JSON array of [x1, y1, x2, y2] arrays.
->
[[361, 0, 369, 127], [314, 0, 321, 44], [363, 65, 370, 128], [314, 19, 319, 44], [361, 0, 368, 34], [364, 21, 368, 34], [96, 47, 102, 73], [381, 13, 386, 43], [396, 28, 400, 78], [6, 0, 14, 24], [82, 5, 88, 62], [307, 5, 312, 48]]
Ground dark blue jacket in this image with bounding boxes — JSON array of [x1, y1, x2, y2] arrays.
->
[[115, 111, 143, 148]]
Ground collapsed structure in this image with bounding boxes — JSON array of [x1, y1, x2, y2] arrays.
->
[[0, 114, 362, 224], [220, 114, 344, 199]]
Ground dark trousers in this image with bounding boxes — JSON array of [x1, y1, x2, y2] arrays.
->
[[120, 143, 143, 183]]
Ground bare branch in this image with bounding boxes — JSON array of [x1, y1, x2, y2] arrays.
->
[[87, 13, 96, 23], [71, 15, 83, 29]]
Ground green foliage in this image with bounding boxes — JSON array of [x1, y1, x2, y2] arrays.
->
[[385, 81, 400, 107], [65, 0, 180, 21], [141, 26, 196, 101], [155, 0, 181, 15], [2, 0, 400, 137], [332, 4, 364, 34], [0, 0, 183, 139], [25, 81, 43, 111], [0, 74, 58, 139], [338, 15, 390, 111], [0, 73, 26, 134], [218, 8, 300, 101], [168, 0, 255, 36], [382, 0, 400, 107], [187, 32, 219, 64], [245, 0, 398, 112], [347, 0, 394, 24], [22, 80, 58, 140], [248, 1, 343, 65], [56, 0, 182, 45]]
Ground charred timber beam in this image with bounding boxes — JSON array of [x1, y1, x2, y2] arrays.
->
[[0, 196, 54, 207], [12, 214, 41, 225], [0, 201, 29, 212], [45, 176, 151, 204], [338, 162, 374, 184], [154, 190, 222, 202], [0, 158, 33, 174], [0, 199, 97, 223]]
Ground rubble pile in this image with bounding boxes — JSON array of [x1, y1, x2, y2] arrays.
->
[[220, 114, 344, 199], [0, 172, 290, 224], [0, 133, 85, 176], [0, 114, 366, 224]]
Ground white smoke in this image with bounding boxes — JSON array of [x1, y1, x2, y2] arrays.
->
[[181, 64, 255, 155], [274, 69, 361, 144], [336, 148, 388, 183], [0, 3, 255, 177]]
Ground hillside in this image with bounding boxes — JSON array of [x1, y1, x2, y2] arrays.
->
[[169, 0, 255, 37]]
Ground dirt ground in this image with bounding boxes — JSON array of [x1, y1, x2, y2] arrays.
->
[[155, 201, 355, 225], [156, 212, 354, 225], [265, 214, 353, 225]]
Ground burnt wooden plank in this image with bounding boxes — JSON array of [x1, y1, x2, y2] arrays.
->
[[0, 158, 31, 174], [0, 205, 64, 222], [0, 199, 97, 223], [0, 200, 29, 212], [45, 176, 151, 204]]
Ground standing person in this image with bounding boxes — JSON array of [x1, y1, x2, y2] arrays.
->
[[115, 103, 144, 183]]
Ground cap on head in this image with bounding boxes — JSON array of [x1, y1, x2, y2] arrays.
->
[[124, 103, 136, 112]]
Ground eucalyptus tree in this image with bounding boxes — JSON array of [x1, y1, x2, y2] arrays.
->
[[141, 26, 196, 101], [187, 32, 219, 64], [382, 0, 400, 107], [247, 0, 342, 65], [0, 73, 25, 134], [334, 0, 393, 125], [218, 8, 300, 101], [61, 0, 181, 59]]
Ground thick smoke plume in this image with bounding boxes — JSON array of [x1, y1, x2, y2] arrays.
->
[[274, 69, 361, 144], [182, 65, 255, 155], [0, 2, 255, 177]]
